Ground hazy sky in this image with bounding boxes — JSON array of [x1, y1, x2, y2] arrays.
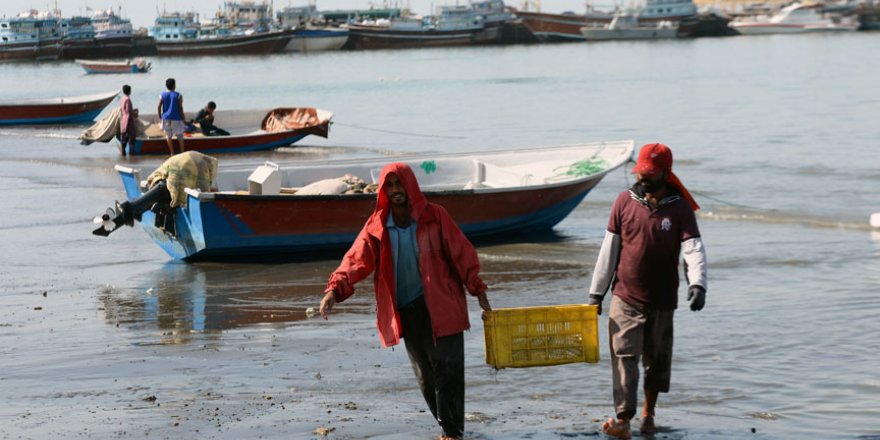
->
[[0, 0, 605, 29]]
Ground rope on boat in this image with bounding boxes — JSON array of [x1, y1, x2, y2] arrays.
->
[[333, 121, 466, 140], [689, 190, 757, 210], [618, 157, 756, 210]]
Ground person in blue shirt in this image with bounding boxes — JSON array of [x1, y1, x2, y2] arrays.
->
[[156, 78, 186, 156]]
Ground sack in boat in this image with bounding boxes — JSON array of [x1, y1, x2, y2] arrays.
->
[[296, 178, 349, 196], [146, 151, 219, 207]]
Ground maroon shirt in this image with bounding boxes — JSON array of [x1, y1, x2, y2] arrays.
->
[[608, 189, 700, 310]]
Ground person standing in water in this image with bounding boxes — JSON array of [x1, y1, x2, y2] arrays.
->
[[118, 84, 138, 156], [588, 143, 708, 439], [318, 162, 492, 440]]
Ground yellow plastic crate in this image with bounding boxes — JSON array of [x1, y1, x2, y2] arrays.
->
[[484, 304, 599, 369]]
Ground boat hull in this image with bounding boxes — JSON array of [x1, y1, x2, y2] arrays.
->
[[0, 91, 117, 125], [731, 23, 857, 34], [130, 108, 332, 156], [283, 29, 349, 52], [346, 25, 498, 49], [130, 126, 327, 155], [0, 39, 61, 61], [77, 59, 150, 74], [123, 174, 601, 260], [582, 27, 678, 40], [155, 30, 293, 56], [517, 11, 610, 42]]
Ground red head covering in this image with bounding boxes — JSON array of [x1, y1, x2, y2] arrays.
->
[[631, 143, 700, 211], [364, 162, 429, 236]]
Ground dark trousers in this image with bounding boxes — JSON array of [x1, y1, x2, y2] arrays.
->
[[119, 125, 136, 155], [201, 125, 230, 136], [399, 297, 465, 439]]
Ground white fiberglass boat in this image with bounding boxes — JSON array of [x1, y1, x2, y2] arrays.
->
[[731, 2, 858, 35]]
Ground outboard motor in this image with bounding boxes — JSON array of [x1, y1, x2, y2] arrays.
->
[[92, 180, 174, 237]]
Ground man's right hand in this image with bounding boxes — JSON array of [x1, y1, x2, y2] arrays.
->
[[588, 294, 604, 315], [319, 290, 336, 320]]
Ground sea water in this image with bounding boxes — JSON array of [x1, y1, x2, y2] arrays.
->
[[1, 33, 879, 439]]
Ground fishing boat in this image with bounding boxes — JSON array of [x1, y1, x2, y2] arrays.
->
[[90, 8, 135, 58], [284, 27, 350, 52], [275, 5, 350, 52], [0, 91, 117, 125], [730, 3, 858, 34], [346, 5, 498, 49], [98, 140, 634, 260], [76, 58, 151, 73], [148, 12, 293, 56], [581, 13, 678, 40], [153, 29, 294, 56], [0, 15, 63, 61], [128, 107, 332, 155], [516, 0, 696, 42]]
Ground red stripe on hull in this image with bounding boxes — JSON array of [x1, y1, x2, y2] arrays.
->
[[133, 121, 329, 155], [0, 95, 116, 121], [212, 180, 596, 236]]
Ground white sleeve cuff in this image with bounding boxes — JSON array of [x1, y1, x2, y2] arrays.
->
[[682, 236, 707, 289]]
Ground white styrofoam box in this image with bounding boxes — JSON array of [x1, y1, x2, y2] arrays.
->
[[248, 161, 281, 195]]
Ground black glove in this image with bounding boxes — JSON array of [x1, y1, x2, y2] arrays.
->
[[687, 285, 706, 311], [588, 294, 604, 315]]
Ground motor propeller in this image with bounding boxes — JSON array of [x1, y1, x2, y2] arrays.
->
[[92, 207, 123, 236], [91, 180, 172, 237]]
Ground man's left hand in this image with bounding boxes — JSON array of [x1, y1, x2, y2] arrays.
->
[[687, 285, 706, 311], [476, 292, 491, 312]]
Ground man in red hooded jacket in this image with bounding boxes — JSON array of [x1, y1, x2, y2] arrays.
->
[[318, 162, 491, 440]]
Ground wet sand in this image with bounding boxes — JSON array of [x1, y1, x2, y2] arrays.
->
[[1, 249, 771, 440]]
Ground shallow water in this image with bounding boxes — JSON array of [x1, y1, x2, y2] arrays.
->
[[1, 33, 880, 439]]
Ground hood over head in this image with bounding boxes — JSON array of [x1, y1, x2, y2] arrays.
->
[[366, 162, 428, 235]]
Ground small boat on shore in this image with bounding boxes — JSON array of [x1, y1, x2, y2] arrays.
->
[[0, 91, 117, 125], [76, 58, 151, 74], [129, 107, 332, 155], [99, 140, 634, 260]]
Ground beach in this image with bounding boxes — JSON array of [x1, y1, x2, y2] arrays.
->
[[1, 33, 880, 439]]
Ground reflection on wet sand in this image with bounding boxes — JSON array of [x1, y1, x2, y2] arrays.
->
[[96, 232, 598, 343], [97, 261, 377, 342]]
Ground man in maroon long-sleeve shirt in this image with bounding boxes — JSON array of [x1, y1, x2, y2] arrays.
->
[[588, 143, 708, 438]]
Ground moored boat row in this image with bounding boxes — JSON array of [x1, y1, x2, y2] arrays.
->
[[2, 0, 878, 61]]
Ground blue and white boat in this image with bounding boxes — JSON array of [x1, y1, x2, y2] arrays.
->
[[99, 141, 634, 260]]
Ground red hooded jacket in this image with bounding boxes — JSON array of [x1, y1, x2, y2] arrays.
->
[[326, 162, 487, 348]]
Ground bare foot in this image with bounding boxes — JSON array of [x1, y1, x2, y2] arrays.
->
[[601, 417, 632, 439], [640, 415, 657, 434]]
